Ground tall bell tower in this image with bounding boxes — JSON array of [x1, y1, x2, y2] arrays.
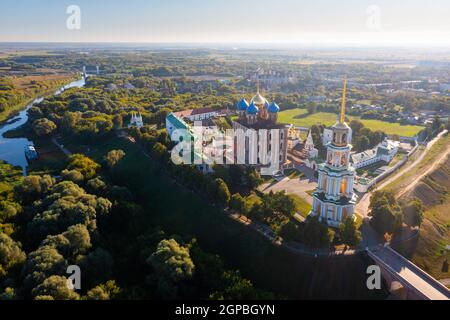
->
[[309, 78, 357, 228]]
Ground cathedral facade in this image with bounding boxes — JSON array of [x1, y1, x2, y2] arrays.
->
[[231, 88, 288, 175], [309, 79, 357, 227]]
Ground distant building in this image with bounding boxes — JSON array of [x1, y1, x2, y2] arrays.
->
[[173, 107, 222, 122], [350, 138, 399, 169], [128, 112, 144, 129], [248, 67, 295, 88], [123, 82, 135, 90], [303, 130, 320, 170], [106, 83, 118, 91]]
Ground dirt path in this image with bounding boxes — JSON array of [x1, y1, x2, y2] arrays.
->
[[51, 136, 72, 156], [356, 130, 448, 217]]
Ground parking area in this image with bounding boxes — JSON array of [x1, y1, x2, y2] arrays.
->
[[259, 166, 318, 205]]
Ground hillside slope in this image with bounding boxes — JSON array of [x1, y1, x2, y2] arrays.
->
[[395, 155, 450, 282]]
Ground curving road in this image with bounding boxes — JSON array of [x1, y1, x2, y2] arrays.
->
[[356, 130, 448, 218]]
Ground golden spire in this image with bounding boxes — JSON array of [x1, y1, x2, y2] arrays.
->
[[339, 76, 347, 124]]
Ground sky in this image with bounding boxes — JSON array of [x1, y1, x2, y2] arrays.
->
[[1, 0, 450, 46]]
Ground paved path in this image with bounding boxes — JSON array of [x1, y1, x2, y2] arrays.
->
[[259, 166, 317, 205], [369, 246, 450, 300], [51, 136, 72, 156], [356, 130, 448, 217]]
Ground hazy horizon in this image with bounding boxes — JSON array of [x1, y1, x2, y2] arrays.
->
[[1, 0, 450, 47]]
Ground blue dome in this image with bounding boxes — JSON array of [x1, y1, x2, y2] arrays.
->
[[237, 98, 249, 111], [268, 102, 280, 113], [264, 100, 270, 109], [247, 102, 259, 114]]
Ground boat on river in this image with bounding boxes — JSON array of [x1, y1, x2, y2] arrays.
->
[[24, 145, 38, 161]]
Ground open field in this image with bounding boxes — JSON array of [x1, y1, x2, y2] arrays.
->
[[278, 108, 424, 137], [0, 73, 76, 123]]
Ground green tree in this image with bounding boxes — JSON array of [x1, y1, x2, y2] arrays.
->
[[22, 245, 67, 291], [151, 142, 167, 161], [402, 198, 424, 227], [32, 118, 57, 136], [229, 193, 247, 214], [350, 119, 364, 135], [369, 190, 402, 235], [61, 169, 84, 183], [210, 270, 274, 300], [84, 280, 121, 300], [354, 135, 370, 152], [15, 175, 54, 204], [212, 178, 231, 205], [41, 224, 92, 258], [303, 216, 333, 248], [147, 239, 194, 299], [32, 275, 80, 300], [67, 154, 100, 180], [339, 218, 361, 248], [104, 149, 126, 169], [0, 233, 26, 277], [371, 204, 402, 235], [246, 169, 263, 189]]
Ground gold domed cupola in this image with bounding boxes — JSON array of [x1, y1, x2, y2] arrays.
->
[[251, 91, 266, 107]]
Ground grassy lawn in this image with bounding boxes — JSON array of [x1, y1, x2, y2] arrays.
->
[[278, 108, 424, 137], [288, 194, 312, 218], [284, 168, 303, 179]]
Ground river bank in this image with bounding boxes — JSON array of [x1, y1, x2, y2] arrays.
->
[[0, 76, 86, 174], [0, 73, 79, 125]]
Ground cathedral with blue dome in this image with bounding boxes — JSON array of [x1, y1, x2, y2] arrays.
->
[[236, 88, 281, 126], [232, 87, 288, 175]]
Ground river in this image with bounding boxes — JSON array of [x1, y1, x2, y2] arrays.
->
[[0, 76, 86, 174]]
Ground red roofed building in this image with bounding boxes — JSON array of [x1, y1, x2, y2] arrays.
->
[[173, 107, 225, 121]]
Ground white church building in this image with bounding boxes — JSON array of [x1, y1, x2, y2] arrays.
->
[[309, 79, 357, 228]]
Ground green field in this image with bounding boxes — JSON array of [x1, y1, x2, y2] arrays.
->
[[278, 108, 424, 137]]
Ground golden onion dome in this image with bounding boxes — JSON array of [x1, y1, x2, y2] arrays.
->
[[251, 92, 266, 106]]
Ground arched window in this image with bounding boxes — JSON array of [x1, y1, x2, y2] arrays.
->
[[342, 133, 347, 144]]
